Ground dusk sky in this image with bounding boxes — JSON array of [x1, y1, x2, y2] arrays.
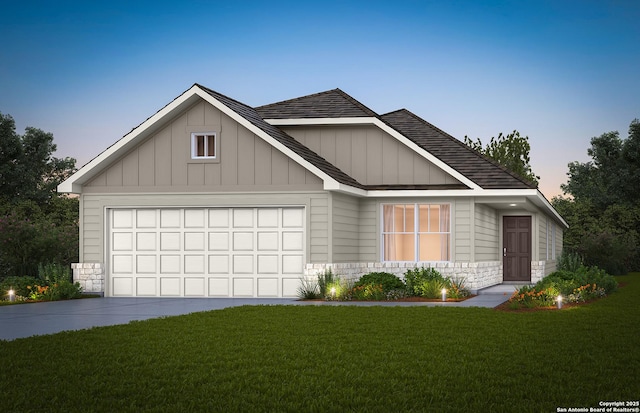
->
[[2, 0, 638, 199]]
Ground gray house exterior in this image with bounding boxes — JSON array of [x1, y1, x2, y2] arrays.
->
[[59, 84, 567, 297]]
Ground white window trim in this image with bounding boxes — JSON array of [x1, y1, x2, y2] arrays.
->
[[191, 132, 217, 159], [381, 203, 452, 262]]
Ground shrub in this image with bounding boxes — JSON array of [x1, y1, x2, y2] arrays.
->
[[353, 272, 404, 292], [38, 262, 72, 284], [297, 277, 320, 299], [557, 251, 584, 272], [43, 280, 83, 301], [404, 267, 443, 296], [0, 276, 40, 299], [349, 283, 386, 301]]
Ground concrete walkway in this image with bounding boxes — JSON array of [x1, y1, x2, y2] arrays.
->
[[0, 287, 514, 341]]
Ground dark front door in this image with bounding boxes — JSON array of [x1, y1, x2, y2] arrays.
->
[[503, 216, 531, 282]]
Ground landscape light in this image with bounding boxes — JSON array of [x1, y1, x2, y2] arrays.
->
[[441, 288, 447, 302], [330, 287, 336, 299], [8, 289, 15, 302], [557, 295, 563, 309]]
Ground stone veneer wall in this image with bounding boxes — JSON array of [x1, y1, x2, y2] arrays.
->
[[71, 263, 105, 295], [304, 262, 504, 292], [531, 261, 547, 284]]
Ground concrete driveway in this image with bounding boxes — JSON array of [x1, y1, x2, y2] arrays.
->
[[0, 287, 512, 341]]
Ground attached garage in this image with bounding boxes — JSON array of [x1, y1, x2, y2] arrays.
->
[[107, 207, 305, 297]]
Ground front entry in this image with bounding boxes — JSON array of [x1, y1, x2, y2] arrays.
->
[[503, 216, 532, 282]]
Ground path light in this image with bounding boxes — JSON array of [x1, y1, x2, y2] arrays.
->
[[8, 289, 15, 302], [557, 295, 563, 309], [330, 287, 336, 300], [441, 288, 447, 302]]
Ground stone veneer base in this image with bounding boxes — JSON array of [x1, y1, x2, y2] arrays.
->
[[71, 263, 105, 294], [305, 261, 548, 292]]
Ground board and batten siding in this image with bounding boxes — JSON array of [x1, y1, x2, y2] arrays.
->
[[474, 203, 499, 261], [78, 192, 329, 266], [281, 125, 463, 187], [330, 192, 361, 262], [454, 199, 472, 262], [84, 100, 323, 193]]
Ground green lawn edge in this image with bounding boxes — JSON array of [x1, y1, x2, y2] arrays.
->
[[1, 274, 638, 412]]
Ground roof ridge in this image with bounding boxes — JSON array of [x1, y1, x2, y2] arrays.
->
[[254, 88, 342, 110], [383, 109, 537, 188], [330, 89, 379, 117]]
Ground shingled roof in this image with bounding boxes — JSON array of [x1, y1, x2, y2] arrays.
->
[[380, 109, 536, 189], [255, 87, 536, 190], [256, 88, 378, 119], [197, 84, 365, 189]]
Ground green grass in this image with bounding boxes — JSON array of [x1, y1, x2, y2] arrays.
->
[[1, 275, 639, 412]]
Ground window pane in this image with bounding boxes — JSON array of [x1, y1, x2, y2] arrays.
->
[[419, 234, 450, 261], [439, 204, 450, 232], [383, 205, 395, 232], [207, 135, 215, 157], [393, 205, 405, 232], [418, 205, 430, 232], [429, 205, 440, 233], [196, 135, 205, 157], [384, 234, 414, 261], [404, 204, 415, 232]]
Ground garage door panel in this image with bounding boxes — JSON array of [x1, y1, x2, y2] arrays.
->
[[137, 233, 156, 250], [184, 232, 205, 250], [233, 209, 253, 228], [184, 209, 205, 228], [209, 209, 229, 227], [112, 277, 133, 296], [257, 255, 278, 274], [233, 232, 253, 250], [112, 233, 133, 251], [184, 255, 205, 274], [136, 255, 156, 273], [233, 255, 253, 273], [257, 232, 278, 251], [209, 255, 229, 274], [160, 278, 180, 296], [136, 210, 156, 228], [136, 277, 157, 296], [184, 277, 205, 296], [282, 278, 300, 297], [209, 278, 229, 296], [160, 210, 180, 228], [282, 208, 303, 228], [258, 278, 278, 297], [233, 278, 253, 296], [209, 232, 229, 250], [160, 255, 180, 273], [258, 209, 278, 227], [112, 255, 133, 273], [282, 255, 304, 274], [282, 232, 304, 251], [112, 210, 133, 228], [160, 232, 180, 251]]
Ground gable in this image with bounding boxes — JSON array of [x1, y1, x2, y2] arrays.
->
[[83, 100, 323, 193], [280, 125, 465, 188]]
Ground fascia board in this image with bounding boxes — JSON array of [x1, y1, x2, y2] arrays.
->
[[58, 85, 204, 193], [264, 117, 481, 190], [193, 89, 341, 190]]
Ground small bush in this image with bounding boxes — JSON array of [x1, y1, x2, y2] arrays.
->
[[44, 280, 83, 301], [38, 262, 72, 284], [404, 267, 443, 296], [349, 283, 386, 301], [297, 277, 320, 299], [557, 251, 584, 272], [353, 272, 404, 292], [0, 276, 40, 299]]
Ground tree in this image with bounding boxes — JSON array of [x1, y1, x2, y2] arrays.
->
[[464, 130, 539, 186], [553, 118, 640, 274], [0, 113, 76, 207], [0, 113, 79, 279]]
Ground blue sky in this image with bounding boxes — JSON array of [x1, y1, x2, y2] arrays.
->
[[2, 0, 638, 198]]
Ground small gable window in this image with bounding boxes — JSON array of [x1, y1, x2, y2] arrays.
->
[[191, 133, 216, 159]]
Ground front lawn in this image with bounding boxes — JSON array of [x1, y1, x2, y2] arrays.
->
[[1, 275, 639, 412]]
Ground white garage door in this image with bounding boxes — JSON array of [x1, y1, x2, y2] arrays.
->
[[108, 207, 305, 297]]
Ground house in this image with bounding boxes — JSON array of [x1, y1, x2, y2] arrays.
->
[[58, 84, 567, 297]]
